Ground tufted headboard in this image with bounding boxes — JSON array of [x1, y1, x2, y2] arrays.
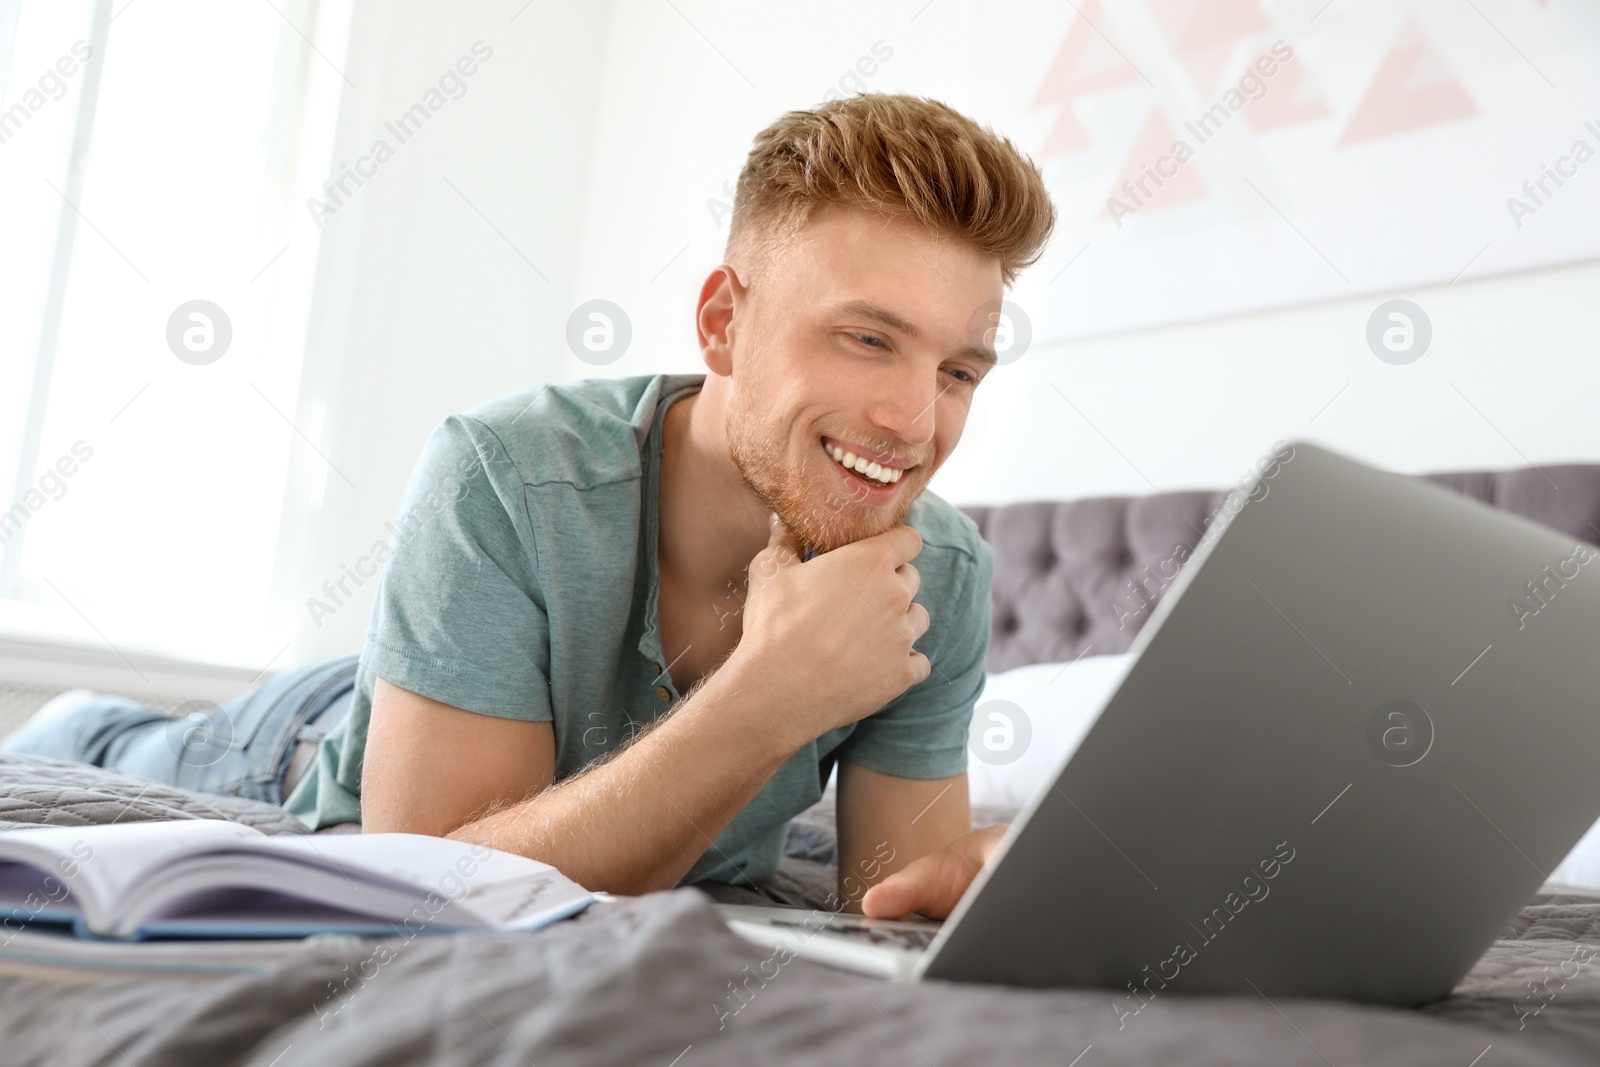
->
[[960, 462, 1600, 673]]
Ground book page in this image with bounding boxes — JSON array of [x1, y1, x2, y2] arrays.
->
[[229, 833, 594, 929], [5, 824, 596, 939], [0, 821, 262, 933]]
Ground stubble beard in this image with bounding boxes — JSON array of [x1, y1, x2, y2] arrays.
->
[[725, 392, 921, 557]]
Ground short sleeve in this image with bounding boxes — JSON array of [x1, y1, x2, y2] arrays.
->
[[361, 414, 553, 721], [834, 535, 995, 779]]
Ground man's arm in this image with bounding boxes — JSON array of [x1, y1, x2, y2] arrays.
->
[[837, 761, 1008, 920], [361, 670, 806, 895], [360, 679, 554, 838], [362, 516, 932, 895], [834, 760, 970, 913]]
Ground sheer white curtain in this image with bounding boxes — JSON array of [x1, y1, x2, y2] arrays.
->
[[0, 0, 352, 668]]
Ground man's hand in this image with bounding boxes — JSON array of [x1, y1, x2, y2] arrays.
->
[[734, 515, 930, 748], [859, 824, 1008, 920]]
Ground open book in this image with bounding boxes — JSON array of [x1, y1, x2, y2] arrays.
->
[[0, 820, 598, 941]]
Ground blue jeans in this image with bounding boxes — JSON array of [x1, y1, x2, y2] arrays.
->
[[2, 654, 359, 806]]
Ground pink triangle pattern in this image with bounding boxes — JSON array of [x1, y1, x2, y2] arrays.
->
[[1098, 108, 1209, 222], [1030, 0, 1144, 156], [1147, 0, 1209, 46], [1148, 0, 1271, 94], [1243, 53, 1333, 132], [1337, 18, 1480, 146]]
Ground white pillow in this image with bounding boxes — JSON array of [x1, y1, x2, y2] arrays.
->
[[1550, 818, 1600, 892], [965, 653, 1134, 812], [965, 653, 1600, 891]]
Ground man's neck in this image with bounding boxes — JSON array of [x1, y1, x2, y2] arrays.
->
[[657, 386, 772, 602]]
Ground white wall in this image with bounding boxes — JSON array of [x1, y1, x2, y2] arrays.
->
[[283, 0, 1600, 665], [936, 257, 1600, 505]]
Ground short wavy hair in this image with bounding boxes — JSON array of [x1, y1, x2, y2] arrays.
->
[[726, 93, 1056, 289]]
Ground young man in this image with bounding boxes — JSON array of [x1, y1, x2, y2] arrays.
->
[[6, 93, 1055, 920]]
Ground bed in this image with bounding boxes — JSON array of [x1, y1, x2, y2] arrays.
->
[[4, 461, 1600, 1066]]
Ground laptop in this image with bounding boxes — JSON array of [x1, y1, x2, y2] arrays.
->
[[719, 441, 1600, 1005]]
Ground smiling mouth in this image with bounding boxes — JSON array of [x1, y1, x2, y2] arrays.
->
[[821, 437, 908, 489]]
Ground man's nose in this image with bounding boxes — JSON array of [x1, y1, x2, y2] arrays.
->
[[865, 365, 940, 449]]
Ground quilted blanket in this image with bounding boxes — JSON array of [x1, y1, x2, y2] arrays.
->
[[0, 754, 309, 835], [3, 756, 1599, 1066]]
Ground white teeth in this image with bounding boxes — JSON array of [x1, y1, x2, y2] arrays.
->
[[825, 441, 904, 486]]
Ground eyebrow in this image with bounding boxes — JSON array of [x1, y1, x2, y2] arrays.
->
[[833, 299, 998, 370]]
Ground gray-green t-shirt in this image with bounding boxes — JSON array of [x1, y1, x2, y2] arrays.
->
[[285, 373, 995, 886]]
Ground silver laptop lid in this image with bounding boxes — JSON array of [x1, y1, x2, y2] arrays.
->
[[921, 442, 1600, 1006]]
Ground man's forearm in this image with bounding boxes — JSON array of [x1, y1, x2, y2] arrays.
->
[[446, 656, 801, 894]]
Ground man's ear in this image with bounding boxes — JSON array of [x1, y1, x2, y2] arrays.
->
[[696, 265, 745, 377]]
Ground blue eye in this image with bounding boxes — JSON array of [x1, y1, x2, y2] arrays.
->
[[852, 333, 886, 349]]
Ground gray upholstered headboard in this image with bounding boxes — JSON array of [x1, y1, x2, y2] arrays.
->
[[960, 463, 1600, 673]]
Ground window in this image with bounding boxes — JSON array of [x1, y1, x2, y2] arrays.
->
[[0, 0, 352, 667]]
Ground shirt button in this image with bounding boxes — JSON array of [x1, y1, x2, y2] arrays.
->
[[655, 686, 671, 702]]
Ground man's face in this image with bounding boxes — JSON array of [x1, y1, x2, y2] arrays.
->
[[724, 205, 1004, 555]]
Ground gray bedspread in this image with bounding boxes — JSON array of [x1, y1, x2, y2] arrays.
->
[[0, 755, 309, 836], [4, 755, 1600, 1066]]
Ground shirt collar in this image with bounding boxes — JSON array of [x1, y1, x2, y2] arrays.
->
[[637, 375, 706, 669]]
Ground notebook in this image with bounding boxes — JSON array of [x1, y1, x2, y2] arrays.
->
[[0, 926, 340, 980], [0, 819, 597, 941]]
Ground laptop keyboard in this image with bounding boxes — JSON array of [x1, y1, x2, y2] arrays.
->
[[762, 912, 940, 952], [841, 923, 938, 951]]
